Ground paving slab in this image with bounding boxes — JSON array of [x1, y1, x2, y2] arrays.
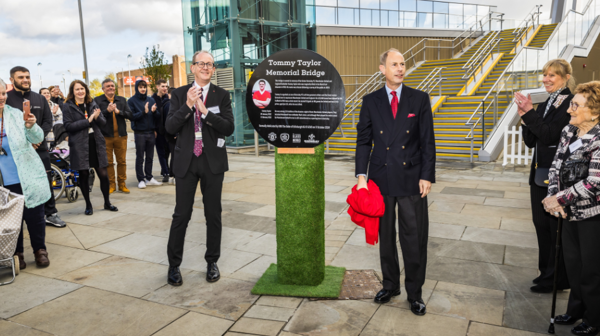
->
[[236, 233, 277, 257], [468, 322, 551, 336], [427, 192, 486, 204], [143, 273, 259, 320], [58, 255, 185, 298], [500, 218, 536, 233], [156, 225, 265, 250], [485, 197, 532, 209], [462, 227, 538, 249], [284, 299, 379, 335], [153, 311, 234, 336], [243, 305, 296, 322], [427, 281, 505, 325], [442, 187, 505, 198], [462, 204, 532, 220], [255, 296, 303, 309], [0, 320, 52, 336], [330, 244, 383, 271], [504, 191, 532, 200], [221, 212, 277, 234], [92, 213, 173, 236], [360, 305, 469, 336], [58, 210, 129, 226], [429, 222, 466, 240], [345, 228, 378, 249], [230, 317, 284, 336], [164, 246, 261, 276], [428, 201, 466, 213], [228, 256, 278, 282], [10, 287, 186, 336], [504, 246, 539, 269], [503, 290, 570, 334], [68, 223, 131, 249], [21, 243, 110, 278], [43, 226, 84, 249], [0, 273, 81, 319], [429, 237, 505, 264], [430, 211, 501, 229], [245, 205, 276, 217]]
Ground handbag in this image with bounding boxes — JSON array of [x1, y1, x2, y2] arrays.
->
[[534, 145, 550, 187]]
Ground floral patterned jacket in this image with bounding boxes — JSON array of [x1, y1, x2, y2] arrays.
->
[[548, 123, 600, 221]]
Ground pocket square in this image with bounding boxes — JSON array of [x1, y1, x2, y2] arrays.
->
[[407, 113, 416, 118]]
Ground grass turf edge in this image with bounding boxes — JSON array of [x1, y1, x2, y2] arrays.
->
[[251, 264, 346, 298]]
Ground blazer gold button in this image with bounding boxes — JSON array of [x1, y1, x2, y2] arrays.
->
[[385, 163, 387, 166], [402, 146, 405, 149], [387, 147, 389, 150], [403, 162, 406, 165], [407, 130, 410, 134], [380, 131, 383, 134]]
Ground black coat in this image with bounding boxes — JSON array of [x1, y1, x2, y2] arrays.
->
[[62, 100, 108, 170], [166, 83, 234, 177], [522, 88, 573, 185], [93, 94, 133, 137], [152, 93, 170, 135], [355, 85, 436, 197], [6, 89, 53, 159]]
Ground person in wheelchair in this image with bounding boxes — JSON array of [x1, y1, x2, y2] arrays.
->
[[62, 80, 117, 216], [0, 78, 51, 269]]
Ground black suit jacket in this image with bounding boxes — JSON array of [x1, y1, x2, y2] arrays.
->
[[355, 85, 436, 197], [166, 83, 235, 177], [94, 94, 133, 138], [521, 88, 573, 185]]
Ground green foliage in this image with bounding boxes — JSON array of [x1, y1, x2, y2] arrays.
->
[[141, 45, 172, 93], [275, 144, 325, 285], [251, 264, 346, 298]]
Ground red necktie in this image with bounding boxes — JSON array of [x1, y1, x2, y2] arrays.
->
[[391, 91, 398, 119]]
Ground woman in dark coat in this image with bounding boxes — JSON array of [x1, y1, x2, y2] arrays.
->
[[517, 59, 574, 293], [62, 80, 117, 215]]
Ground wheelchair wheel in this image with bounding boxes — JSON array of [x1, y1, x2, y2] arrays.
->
[[66, 187, 79, 203], [14, 256, 19, 275], [50, 164, 66, 200]]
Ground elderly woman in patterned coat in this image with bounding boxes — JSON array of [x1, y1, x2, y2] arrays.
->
[[0, 78, 51, 269], [543, 81, 600, 335]]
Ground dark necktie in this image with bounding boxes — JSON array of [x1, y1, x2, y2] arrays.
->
[[391, 91, 398, 119], [193, 88, 204, 157]]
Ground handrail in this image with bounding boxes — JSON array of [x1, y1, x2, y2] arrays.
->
[[337, 72, 384, 137], [462, 31, 498, 70], [416, 67, 445, 96], [512, 5, 543, 41], [462, 37, 502, 81]]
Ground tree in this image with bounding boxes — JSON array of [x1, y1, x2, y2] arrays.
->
[[89, 78, 103, 98], [141, 45, 172, 93]]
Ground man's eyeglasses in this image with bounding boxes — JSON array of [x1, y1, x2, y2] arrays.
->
[[570, 101, 582, 111], [193, 62, 215, 69]]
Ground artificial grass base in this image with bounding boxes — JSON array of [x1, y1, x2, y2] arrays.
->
[[251, 264, 346, 298]]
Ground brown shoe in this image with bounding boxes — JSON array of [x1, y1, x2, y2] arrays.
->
[[118, 183, 130, 194], [34, 249, 50, 268], [15, 252, 26, 270], [109, 185, 116, 194]]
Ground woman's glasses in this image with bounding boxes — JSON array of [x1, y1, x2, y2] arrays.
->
[[569, 101, 581, 111]]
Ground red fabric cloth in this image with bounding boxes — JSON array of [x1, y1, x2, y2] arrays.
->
[[346, 180, 385, 245]]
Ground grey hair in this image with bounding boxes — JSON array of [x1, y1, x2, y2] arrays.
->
[[102, 78, 115, 87], [192, 50, 215, 64], [0, 77, 6, 90]]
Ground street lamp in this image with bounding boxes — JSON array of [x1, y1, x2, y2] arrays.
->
[[77, 0, 90, 85], [37, 62, 42, 88], [67, 70, 72, 83], [62, 74, 66, 92], [127, 54, 132, 98]]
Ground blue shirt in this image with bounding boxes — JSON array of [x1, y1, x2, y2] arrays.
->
[[0, 117, 20, 186], [385, 84, 403, 105]]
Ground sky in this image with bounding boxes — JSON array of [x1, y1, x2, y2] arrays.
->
[[0, 0, 552, 93]]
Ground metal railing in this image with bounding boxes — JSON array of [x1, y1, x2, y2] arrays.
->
[[512, 5, 543, 43], [464, 0, 600, 162], [337, 72, 384, 137], [461, 31, 502, 83], [416, 67, 445, 96]]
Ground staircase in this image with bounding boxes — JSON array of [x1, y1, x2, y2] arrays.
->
[[327, 22, 560, 159]]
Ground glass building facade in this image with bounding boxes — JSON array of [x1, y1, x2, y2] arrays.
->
[[308, 0, 497, 29], [181, 0, 316, 147]]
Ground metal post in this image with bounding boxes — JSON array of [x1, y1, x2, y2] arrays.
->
[[438, 39, 441, 59], [494, 94, 498, 126], [254, 130, 259, 157], [326, 140, 330, 153], [438, 70, 442, 97], [77, 0, 90, 86]]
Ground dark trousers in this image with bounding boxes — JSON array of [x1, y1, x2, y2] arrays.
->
[[155, 133, 170, 177], [42, 156, 57, 217], [530, 184, 569, 289], [167, 154, 224, 267], [380, 194, 429, 301], [563, 217, 600, 327], [134, 133, 155, 182], [168, 138, 176, 177], [5, 183, 47, 254]]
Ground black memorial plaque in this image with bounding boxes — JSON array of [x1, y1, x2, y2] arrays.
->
[[246, 48, 345, 148]]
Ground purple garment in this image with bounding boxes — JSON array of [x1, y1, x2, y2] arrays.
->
[[193, 89, 204, 157]]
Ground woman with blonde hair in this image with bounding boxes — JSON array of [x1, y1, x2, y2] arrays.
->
[[543, 81, 600, 335], [516, 58, 575, 293]]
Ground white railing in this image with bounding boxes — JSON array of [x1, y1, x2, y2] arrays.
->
[[502, 126, 533, 166]]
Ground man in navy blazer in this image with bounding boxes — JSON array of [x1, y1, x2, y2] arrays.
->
[[355, 48, 436, 315]]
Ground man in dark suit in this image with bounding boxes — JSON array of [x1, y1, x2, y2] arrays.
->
[[355, 48, 436, 316], [165, 50, 235, 286]]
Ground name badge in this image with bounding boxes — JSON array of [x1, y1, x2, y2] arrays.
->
[[207, 106, 220, 114], [569, 139, 583, 153], [195, 131, 203, 141]]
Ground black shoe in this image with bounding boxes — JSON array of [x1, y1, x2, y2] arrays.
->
[[533, 275, 541, 284], [572, 322, 599, 335], [530, 284, 553, 293], [162, 174, 169, 183], [374, 288, 401, 304], [408, 299, 427, 316], [206, 262, 220, 282], [168, 267, 183, 286], [555, 314, 579, 325], [85, 207, 93, 216], [46, 214, 66, 228], [104, 204, 118, 212]]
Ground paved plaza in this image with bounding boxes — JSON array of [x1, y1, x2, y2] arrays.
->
[[0, 140, 575, 336]]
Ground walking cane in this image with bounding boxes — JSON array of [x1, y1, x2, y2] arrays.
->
[[548, 213, 564, 334]]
